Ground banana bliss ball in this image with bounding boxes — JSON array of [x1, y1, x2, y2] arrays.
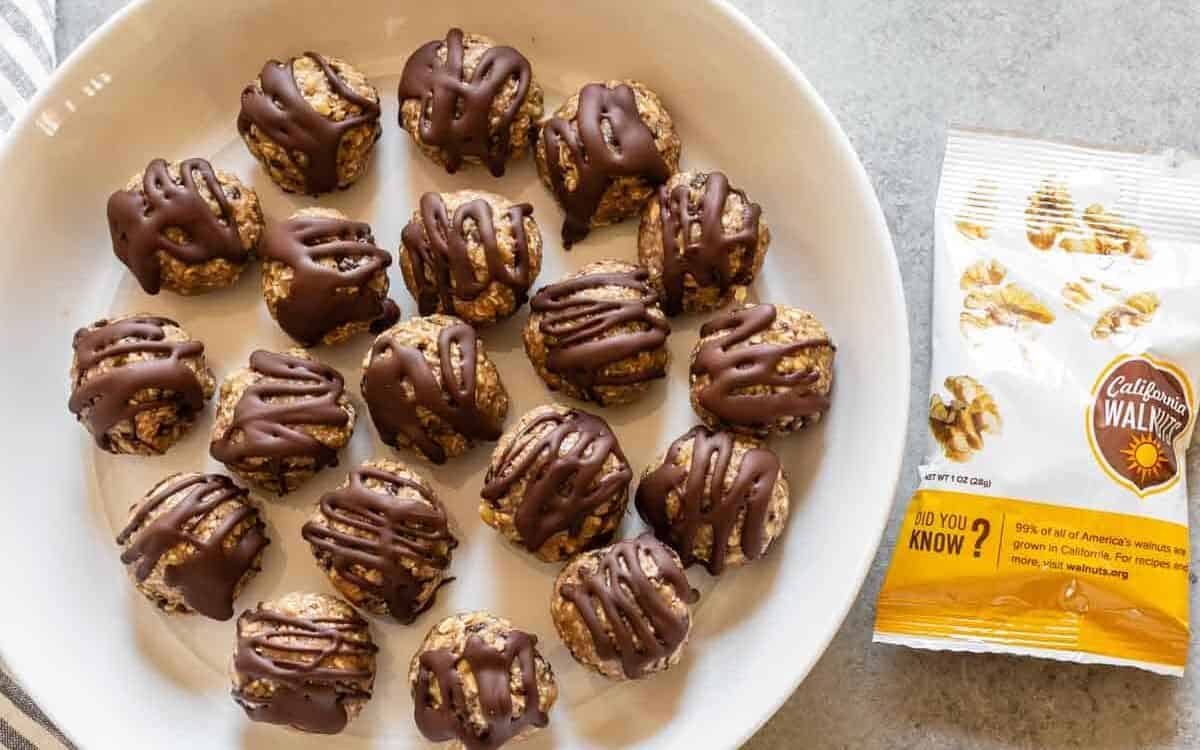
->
[[636, 426, 790, 574], [210, 348, 355, 494], [238, 52, 381, 195], [535, 79, 681, 247], [231, 592, 377, 735], [398, 27, 543, 176], [638, 170, 770, 315], [107, 158, 263, 295], [523, 260, 670, 406], [259, 207, 399, 346], [410, 611, 556, 750], [69, 315, 215, 455], [302, 459, 458, 624], [551, 534, 697, 680], [690, 303, 835, 437], [481, 404, 632, 562], [400, 190, 542, 326]]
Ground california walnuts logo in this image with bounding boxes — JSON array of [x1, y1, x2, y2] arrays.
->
[[1088, 355, 1194, 496]]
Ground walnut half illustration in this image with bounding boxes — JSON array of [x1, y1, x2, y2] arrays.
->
[[955, 180, 998, 240], [1093, 291, 1159, 339], [929, 375, 1001, 463], [1025, 179, 1077, 250]]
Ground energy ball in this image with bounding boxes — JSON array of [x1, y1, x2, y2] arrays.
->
[[535, 79, 681, 247], [638, 170, 770, 315], [690, 303, 835, 437], [398, 27, 543, 177], [551, 534, 697, 680], [210, 348, 355, 494], [302, 459, 458, 624], [107, 158, 263, 295], [238, 52, 381, 195], [362, 315, 508, 465], [481, 404, 631, 562], [410, 611, 556, 750], [116, 472, 268, 620], [260, 207, 399, 346], [636, 426, 790, 574], [69, 314, 215, 455], [399, 190, 543, 326], [524, 260, 670, 406], [232, 592, 378, 735]]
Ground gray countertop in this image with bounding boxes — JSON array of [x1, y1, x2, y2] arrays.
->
[[55, 1, 1200, 748]]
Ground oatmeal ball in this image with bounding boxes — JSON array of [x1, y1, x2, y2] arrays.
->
[[210, 348, 355, 494], [302, 459, 457, 624], [535, 79, 681, 247], [260, 207, 399, 346], [410, 611, 556, 749], [481, 404, 632, 562], [362, 315, 508, 465], [638, 170, 771, 315], [117, 472, 268, 620], [232, 592, 377, 735], [69, 314, 216, 455], [551, 534, 697, 680], [238, 52, 382, 195], [107, 158, 263, 295], [690, 303, 835, 437], [524, 259, 670, 406], [398, 28, 543, 177], [400, 190, 543, 326], [636, 426, 790, 574]]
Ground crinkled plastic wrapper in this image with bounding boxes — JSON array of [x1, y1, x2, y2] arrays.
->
[[875, 129, 1200, 675]]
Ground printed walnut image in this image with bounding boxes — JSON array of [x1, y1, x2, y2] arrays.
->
[[1025, 178, 1077, 250], [1093, 291, 1160, 339], [1024, 179, 1150, 258], [954, 179, 998, 240], [958, 259, 1055, 335], [928, 375, 1001, 462]]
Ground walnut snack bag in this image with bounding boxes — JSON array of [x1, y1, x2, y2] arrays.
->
[[875, 129, 1200, 674]]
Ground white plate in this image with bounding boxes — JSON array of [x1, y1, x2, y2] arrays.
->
[[0, 1, 908, 748]]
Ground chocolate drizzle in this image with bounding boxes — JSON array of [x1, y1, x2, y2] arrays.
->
[[657, 172, 762, 315], [69, 316, 207, 453], [402, 192, 534, 316], [106, 158, 246, 294], [117, 473, 267, 620], [233, 607, 377, 734], [561, 534, 697, 678], [481, 409, 631, 552], [636, 426, 782, 574], [260, 215, 398, 345], [541, 83, 671, 247], [530, 268, 669, 401], [691, 304, 832, 428], [210, 350, 350, 492], [362, 321, 501, 464], [301, 466, 457, 623], [414, 630, 548, 749], [399, 27, 532, 176], [238, 52, 381, 194]]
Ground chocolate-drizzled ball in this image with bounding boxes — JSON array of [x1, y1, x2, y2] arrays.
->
[[107, 158, 263, 295], [398, 28, 544, 177], [535, 79, 681, 247], [524, 259, 670, 406], [69, 315, 215, 455], [117, 473, 268, 620], [210, 348, 355, 494], [638, 171, 770, 315], [690, 303, 835, 437], [232, 592, 377, 735], [399, 190, 543, 326], [238, 52, 382, 195], [481, 404, 632, 562], [410, 611, 556, 750], [302, 459, 457, 624], [636, 426, 790, 574], [362, 315, 508, 464], [260, 208, 399, 346], [551, 534, 697, 680]]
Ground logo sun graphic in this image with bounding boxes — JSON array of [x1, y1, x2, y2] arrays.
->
[[1120, 433, 1170, 485]]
